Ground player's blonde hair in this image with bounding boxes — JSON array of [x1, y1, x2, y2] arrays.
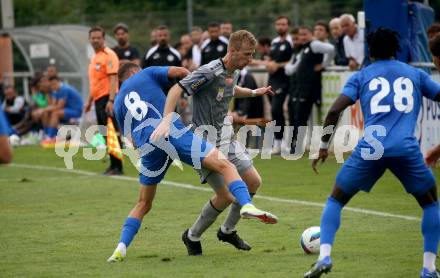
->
[[228, 30, 257, 51]]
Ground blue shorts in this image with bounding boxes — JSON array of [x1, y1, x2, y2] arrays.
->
[[63, 108, 82, 123], [138, 124, 214, 185], [336, 150, 436, 196]]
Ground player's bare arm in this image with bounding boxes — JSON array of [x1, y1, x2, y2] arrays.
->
[[233, 85, 274, 98], [150, 67, 190, 142], [312, 95, 354, 174]]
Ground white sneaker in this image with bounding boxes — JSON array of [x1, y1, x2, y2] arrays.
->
[[107, 250, 124, 262], [240, 204, 278, 224], [107, 243, 126, 262]]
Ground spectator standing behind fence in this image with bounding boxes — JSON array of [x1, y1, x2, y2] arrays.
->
[[201, 22, 228, 65], [285, 26, 334, 152], [256, 36, 272, 61], [232, 68, 264, 123], [179, 34, 198, 71], [2, 85, 26, 126], [40, 76, 83, 145], [85, 26, 123, 176], [112, 23, 140, 66], [142, 25, 181, 69], [190, 26, 203, 68], [340, 14, 364, 70], [329, 17, 349, 66], [220, 21, 233, 39], [265, 16, 293, 154], [286, 27, 302, 144]]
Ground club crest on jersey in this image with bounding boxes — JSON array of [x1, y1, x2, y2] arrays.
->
[[190, 77, 207, 91], [216, 87, 225, 101], [217, 45, 224, 52], [124, 50, 131, 57], [95, 63, 101, 71], [167, 54, 175, 62], [280, 44, 286, 51]]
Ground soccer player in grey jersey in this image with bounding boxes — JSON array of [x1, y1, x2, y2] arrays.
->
[[152, 30, 275, 255]]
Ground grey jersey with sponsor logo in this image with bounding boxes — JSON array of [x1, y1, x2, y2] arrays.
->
[[178, 59, 240, 144]]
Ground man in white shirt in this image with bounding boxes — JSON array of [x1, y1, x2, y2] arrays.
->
[[340, 14, 364, 70]]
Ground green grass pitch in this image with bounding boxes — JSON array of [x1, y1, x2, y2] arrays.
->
[[1, 146, 437, 277]]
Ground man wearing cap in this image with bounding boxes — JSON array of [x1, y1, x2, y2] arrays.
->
[[112, 23, 141, 66]]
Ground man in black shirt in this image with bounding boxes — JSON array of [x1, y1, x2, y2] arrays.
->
[[285, 26, 334, 152], [201, 22, 228, 65], [142, 25, 181, 68], [265, 16, 293, 154], [112, 23, 140, 65]]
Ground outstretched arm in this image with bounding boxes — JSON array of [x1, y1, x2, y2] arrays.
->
[[312, 95, 354, 173], [168, 66, 190, 80], [150, 84, 184, 142], [233, 85, 274, 98]]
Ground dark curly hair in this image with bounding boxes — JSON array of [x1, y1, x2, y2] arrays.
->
[[367, 27, 401, 60]]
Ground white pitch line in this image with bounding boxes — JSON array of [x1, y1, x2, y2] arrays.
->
[[8, 163, 421, 222]]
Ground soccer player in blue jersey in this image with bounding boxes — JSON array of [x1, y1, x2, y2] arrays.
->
[[304, 28, 440, 278], [107, 63, 277, 262], [41, 76, 83, 145]]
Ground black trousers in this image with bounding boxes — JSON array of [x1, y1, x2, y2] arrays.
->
[[271, 90, 288, 141], [289, 96, 315, 148], [95, 95, 123, 171]]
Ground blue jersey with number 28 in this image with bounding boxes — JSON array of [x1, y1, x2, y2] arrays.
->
[[342, 60, 440, 156]]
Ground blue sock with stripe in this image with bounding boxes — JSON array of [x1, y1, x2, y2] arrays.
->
[[320, 197, 343, 245], [228, 180, 251, 206], [119, 217, 141, 247]]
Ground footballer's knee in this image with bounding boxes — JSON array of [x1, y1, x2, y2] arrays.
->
[[330, 185, 355, 206], [247, 172, 262, 193], [414, 186, 438, 208], [211, 194, 232, 210]]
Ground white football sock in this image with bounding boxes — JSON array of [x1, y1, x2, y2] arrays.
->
[[221, 225, 235, 234], [188, 229, 201, 242], [116, 242, 127, 257], [423, 252, 436, 272], [318, 244, 332, 260]]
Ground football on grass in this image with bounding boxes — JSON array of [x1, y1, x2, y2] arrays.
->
[[300, 226, 320, 254]]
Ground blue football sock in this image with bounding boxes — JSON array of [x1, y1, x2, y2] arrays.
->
[[119, 217, 141, 247], [48, 127, 58, 138], [422, 202, 440, 254], [320, 197, 343, 246], [228, 180, 251, 206]]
